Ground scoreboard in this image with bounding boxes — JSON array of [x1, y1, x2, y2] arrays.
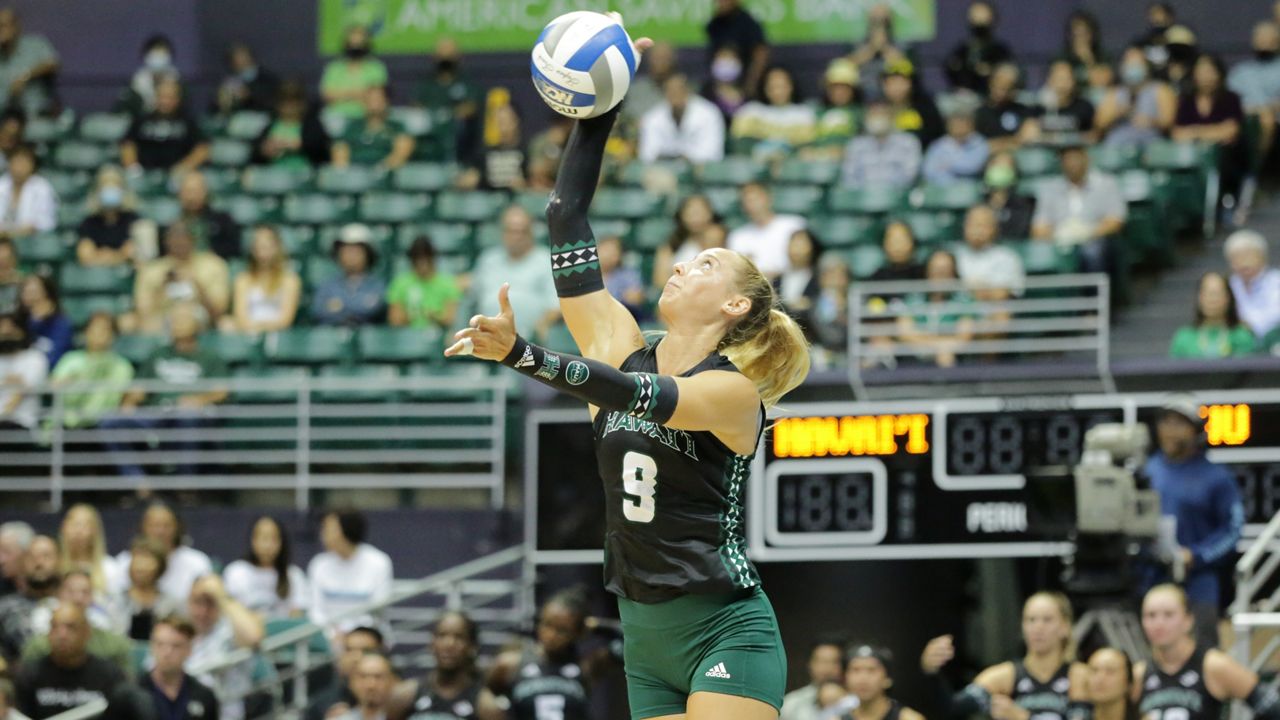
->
[[525, 390, 1280, 564]]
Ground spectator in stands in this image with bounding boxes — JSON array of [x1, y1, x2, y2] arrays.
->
[[1164, 26, 1201, 94], [311, 224, 386, 327], [1224, 229, 1280, 339], [177, 170, 240, 260], [224, 225, 300, 334], [871, 221, 925, 281], [47, 313, 133, 432], [308, 509, 393, 636], [840, 98, 922, 190], [779, 636, 845, 720], [923, 101, 989, 186], [526, 116, 571, 191], [730, 66, 816, 160], [0, 678, 22, 720], [896, 248, 977, 368], [652, 194, 727, 290], [599, 234, 647, 320], [1229, 21, 1280, 159], [115, 502, 213, 604], [58, 504, 121, 603], [333, 86, 414, 171], [185, 574, 265, 720], [223, 515, 308, 621], [1036, 60, 1096, 139], [0, 308, 46, 434], [467, 205, 559, 339], [1175, 54, 1248, 218], [15, 604, 128, 719], [119, 537, 178, 642], [455, 101, 522, 190], [976, 63, 1036, 153], [121, 77, 209, 173], [304, 626, 383, 720], [638, 72, 726, 164], [1032, 142, 1127, 274], [984, 151, 1037, 239], [22, 569, 131, 670], [1136, 2, 1177, 74], [136, 615, 220, 720], [416, 37, 481, 162], [75, 166, 142, 267], [728, 181, 806, 280], [777, 229, 821, 321], [705, 0, 769, 100], [0, 144, 54, 238], [0, 109, 22, 177], [0, 237, 19, 313], [106, 307, 229, 478], [945, 1, 1012, 93], [848, 3, 910, 103], [957, 204, 1025, 300], [882, 58, 944, 148], [132, 223, 230, 334], [254, 80, 330, 169], [1169, 271, 1257, 358], [808, 253, 851, 358], [1097, 45, 1178, 148], [321, 25, 387, 120], [118, 35, 179, 118], [704, 47, 748, 120], [807, 59, 860, 160], [0, 534, 58, 662], [624, 41, 677, 123], [18, 274, 70, 368], [214, 42, 278, 116], [0, 10, 57, 119], [0, 521, 33, 597], [333, 653, 396, 720], [1143, 395, 1245, 644], [1062, 10, 1105, 82], [387, 235, 460, 330]]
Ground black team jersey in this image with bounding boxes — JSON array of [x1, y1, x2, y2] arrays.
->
[[1138, 645, 1223, 720], [1012, 660, 1072, 720]]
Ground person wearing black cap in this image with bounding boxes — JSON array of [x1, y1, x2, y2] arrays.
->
[[842, 645, 923, 720], [1030, 139, 1126, 274], [1140, 394, 1244, 647], [310, 223, 386, 326]]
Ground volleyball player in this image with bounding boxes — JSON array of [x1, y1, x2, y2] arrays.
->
[[842, 645, 925, 720], [1085, 647, 1136, 720], [444, 38, 811, 720], [922, 592, 1088, 720], [1133, 584, 1279, 720], [392, 611, 501, 719], [488, 590, 593, 720]]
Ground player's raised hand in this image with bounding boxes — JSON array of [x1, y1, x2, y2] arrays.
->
[[444, 283, 519, 361], [920, 634, 956, 674]]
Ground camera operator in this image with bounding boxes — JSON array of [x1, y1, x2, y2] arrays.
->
[[1141, 395, 1244, 647]]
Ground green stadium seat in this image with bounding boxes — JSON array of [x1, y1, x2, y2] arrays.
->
[[357, 325, 444, 363], [827, 186, 907, 215], [304, 256, 339, 290], [232, 365, 309, 403], [130, 170, 172, 198], [1014, 147, 1059, 177], [62, 294, 131, 328], [78, 112, 131, 143], [15, 233, 70, 267], [539, 322, 579, 354], [358, 192, 431, 224], [401, 360, 494, 400], [1014, 240, 1077, 274], [283, 194, 355, 225], [224, 111, 272, 141], [208, 138, 252, 168], [633, 217, 675, 252], [266, 327, 356, 365], [1089, 144, 1141, 173], [590, 188, 662, 221], [772, 185, 824, 215], [592, 219, 632, 243], [44, 171, 91, 202], [809, 215, 881, 249], [59, 265, 132, 295], [617, 159, 693, 187], [389, 107, 433, 136], [701, 186, 740, 217], [53, 142, 110, 171], [139, 197, 181, 225], [776, 157, 840, 186], [200, 331, 263, 367], [317, 165, 385, 195], [219, 194, 281, 225], [901, 211, 959, 246], [315, 363, 402, 402], [845, 245, 886, 279], [512, 191, 551, 219], [56, 204, 87, 231], [434, 191, 508, 224], [241, 224, 314, 257], [698, 156, 767, 186], [396, 222, 472, 256], [113, 334, 164, 366], [391, 163, 457, 192], [25, 115, 72, 144], [915, 182, 984, 211], [241, 166, 313, 195], [1142, 140, 1213, 171]]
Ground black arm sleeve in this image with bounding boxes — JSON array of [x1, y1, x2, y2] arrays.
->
[[502, 335, 678, 424], [545, 108, 618, 297]]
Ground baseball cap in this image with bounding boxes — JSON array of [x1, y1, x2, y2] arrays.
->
[[1159, 394, 1204, 428], [825, 59, 859, 86]]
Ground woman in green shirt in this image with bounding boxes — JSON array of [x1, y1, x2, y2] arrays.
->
[[320, 25, 388, 119], [1169, 271, 1258, 358], [387, 236, 460, 329]]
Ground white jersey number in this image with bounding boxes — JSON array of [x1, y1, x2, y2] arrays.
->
[[621, 451, 658, 523], [534, 695, 565, 720]]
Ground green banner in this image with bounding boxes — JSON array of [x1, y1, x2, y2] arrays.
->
[[318, 0, 935, 54]]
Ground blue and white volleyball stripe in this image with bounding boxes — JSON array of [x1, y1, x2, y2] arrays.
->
[[531, 11, 637, 119]]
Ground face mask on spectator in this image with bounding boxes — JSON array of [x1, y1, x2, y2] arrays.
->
[[146, 49, 172, 71], [239, 66, 258, 82], [865, 114, 893, 137], [1257, 50, 1277, 62], [969, 22, 992, 39], [985, 164, 1015, 189], [1120, 63, 1147, 85], [99, 186, 123, 209], [345, 44, 370, 59], [436, 59, 458, 75], [711, 57, 742, 84], [0, 338, 22, 353]]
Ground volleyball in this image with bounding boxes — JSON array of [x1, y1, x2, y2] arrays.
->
[[530, 11, 638, 119]]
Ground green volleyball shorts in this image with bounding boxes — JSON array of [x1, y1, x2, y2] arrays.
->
[[617, 587, 787, 719]]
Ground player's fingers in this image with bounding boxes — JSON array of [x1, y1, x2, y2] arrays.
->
[[634, 37, 654, 53], [469, 314, 485, 329], [497, 283, 514, 317], [443, 338, 470, 357], [453, 326, 480, 341]]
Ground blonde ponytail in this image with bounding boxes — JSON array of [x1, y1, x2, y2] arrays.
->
[[721, 255, 811, 408]]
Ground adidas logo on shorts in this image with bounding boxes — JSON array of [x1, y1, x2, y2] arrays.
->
[[704, 662, 732, 679]]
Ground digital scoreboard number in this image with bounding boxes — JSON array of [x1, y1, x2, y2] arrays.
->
[[526, 392, 1280, 564]]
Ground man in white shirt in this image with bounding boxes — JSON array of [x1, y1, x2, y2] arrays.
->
[[0, 309, 47, 433], [637, 72, 725, 164], [1224, 229, 1280, 339], [727, 181, 806, 280], [307, 510, 393, 637], [779, 637, 845, 720], [956, 204, 1025, 300], [114, 502, 213, 601], [1032, 143, 1126, 273]]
